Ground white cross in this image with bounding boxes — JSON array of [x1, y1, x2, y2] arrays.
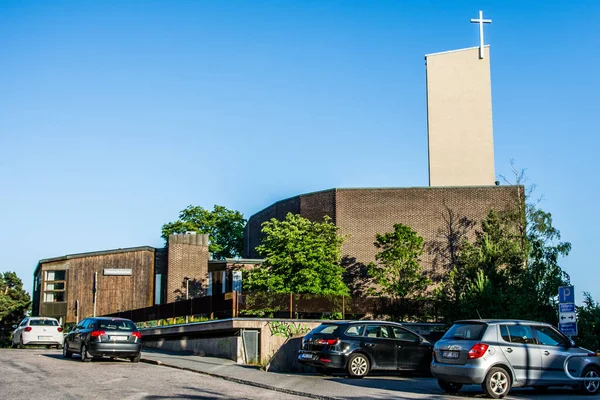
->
[[470, 10, 492, 59]]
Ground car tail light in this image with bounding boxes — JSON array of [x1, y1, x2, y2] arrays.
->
[[90, 330, 106, 337], [132, 332, 142, 339], [468, 343, 489, 359], [316, 338, 339, 346], [24, 327, 32, 332], [57, 327, 63, 333]]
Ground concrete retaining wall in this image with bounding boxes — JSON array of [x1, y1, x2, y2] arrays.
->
[[144, 336, 243, 363]]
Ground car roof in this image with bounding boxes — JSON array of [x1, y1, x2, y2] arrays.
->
[[322, 320, 404, 326], [454, 319, 553, 326], [28, 317, 59, 320]]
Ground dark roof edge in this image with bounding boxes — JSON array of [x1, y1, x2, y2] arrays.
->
[[249, 188, 336, 217], [38, 246, 158, 265], [248, 185, 522, 217]]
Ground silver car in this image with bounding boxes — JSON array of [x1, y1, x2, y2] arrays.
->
[[431, 319, 600, 398]]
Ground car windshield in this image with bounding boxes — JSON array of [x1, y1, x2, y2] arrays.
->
[[29, 319, 58, 326], [443, 323, 487, 340], [98, 320, 137, 331]]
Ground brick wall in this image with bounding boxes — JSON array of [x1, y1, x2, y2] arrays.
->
[[244, 186, 523, 285], [166, 233, 210, 303]]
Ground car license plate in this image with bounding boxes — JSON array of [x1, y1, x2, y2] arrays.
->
[[38, 336, 51, 340], [110, 336, 128, 341], [300, 353, 314, 360], [442, 350, 459, 359]]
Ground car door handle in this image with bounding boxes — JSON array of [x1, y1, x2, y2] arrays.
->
[[506, 348, 513, 353], [544, 351, 550, 356], [365, 343, 375, 347]]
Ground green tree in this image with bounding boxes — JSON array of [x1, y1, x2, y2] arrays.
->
[[0, 272, 31, 347], [576, 292, 600, 351], [437, 202, 570, 323], [244, 213, 349, 295], [161, 205, 246, 260], [368, 224, 431, 300]]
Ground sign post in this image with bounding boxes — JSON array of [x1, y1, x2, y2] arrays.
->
[[558, 286, 577, 337]]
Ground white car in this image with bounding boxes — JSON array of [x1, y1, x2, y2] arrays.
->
[[12, 317, 64, 349]]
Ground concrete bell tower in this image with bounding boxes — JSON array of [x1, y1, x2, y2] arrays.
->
[[426, 11, 495, 187]]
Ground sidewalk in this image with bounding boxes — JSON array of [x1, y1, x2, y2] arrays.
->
[[139, 349, 447, 400]]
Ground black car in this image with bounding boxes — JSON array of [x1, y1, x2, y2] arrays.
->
[[63, 317, 142, 362], [298, 321, 433, 378]]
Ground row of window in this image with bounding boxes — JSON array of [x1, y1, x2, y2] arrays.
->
[[318, 323, 420, 342]]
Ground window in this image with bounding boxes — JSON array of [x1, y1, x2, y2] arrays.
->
[[392, 326, 419, 342], [501, 324, 537, 344], [311, 324, 339, 335], [43, 270, 66, 303], [29, 319, 59, 326], [365, 325, 391, 339], [532, 325, 569, 347], [98, 319, 137, 331], [345, 325, 365, 337], [443, 323, 487, 340]]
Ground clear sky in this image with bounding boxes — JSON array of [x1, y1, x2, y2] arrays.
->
[[1, 1, 598, 304]]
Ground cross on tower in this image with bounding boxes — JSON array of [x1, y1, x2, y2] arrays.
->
[[470, 10, 492, 59]]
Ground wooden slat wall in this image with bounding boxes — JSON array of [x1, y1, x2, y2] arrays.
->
[[65, 249, 155, 322]]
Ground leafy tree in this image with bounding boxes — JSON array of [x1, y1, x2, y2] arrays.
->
[[0, 272, 31, 347], [244, 213, 349, 295], [576, 292, 600, 351], [368, 224, 431, 300], [161, 205, 246, 260], [436, 177, 570, 323]]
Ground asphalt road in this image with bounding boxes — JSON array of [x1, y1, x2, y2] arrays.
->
[[0, 349, 592, 400], [0, 348, 308, 400]]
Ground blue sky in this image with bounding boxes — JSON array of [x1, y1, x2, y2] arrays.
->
[[1, 1, 598, 304]]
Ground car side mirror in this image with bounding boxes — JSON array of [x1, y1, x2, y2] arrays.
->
[[569, 339, 576, 347], [12, 325, 17, 329]]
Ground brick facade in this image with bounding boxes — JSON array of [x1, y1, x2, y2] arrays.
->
[[244, 186, 523, 289], [166, 233, 210, 303]]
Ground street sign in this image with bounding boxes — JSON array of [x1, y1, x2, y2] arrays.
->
[[559, 286, 575, 304], [559, 312, 576, 322], [559, 322, 578, 336], [559, 303, 575, 313]]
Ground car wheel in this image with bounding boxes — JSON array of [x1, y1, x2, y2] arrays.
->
[[80, 344, 92, 362], [579, 366, 600, 395], [482, 367, 511, 399], [130, 353, 141, 363], [63, 342, 73, 358], [347, 353, 370, 378], [315, 367, 334, 376], [438, 380, 463, 393]]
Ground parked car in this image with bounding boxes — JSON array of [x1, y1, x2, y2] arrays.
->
[[12, 317, 64, 349], [63, 317, 142, 362], [298, 321, 433, 378], [431, 319, 600, 398]]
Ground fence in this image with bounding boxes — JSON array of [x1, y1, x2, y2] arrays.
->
[[103, 292, 440, 323]]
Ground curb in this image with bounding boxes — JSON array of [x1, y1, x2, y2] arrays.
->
[[140, 357, 340, 400]]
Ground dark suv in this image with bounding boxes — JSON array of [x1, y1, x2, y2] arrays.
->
[[63, 317, 142, 362], [298, 321, 432, 377]]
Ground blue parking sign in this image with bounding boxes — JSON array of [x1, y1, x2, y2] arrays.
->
[[559, 286, 575, 304], [559, 322, 578, 336]]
